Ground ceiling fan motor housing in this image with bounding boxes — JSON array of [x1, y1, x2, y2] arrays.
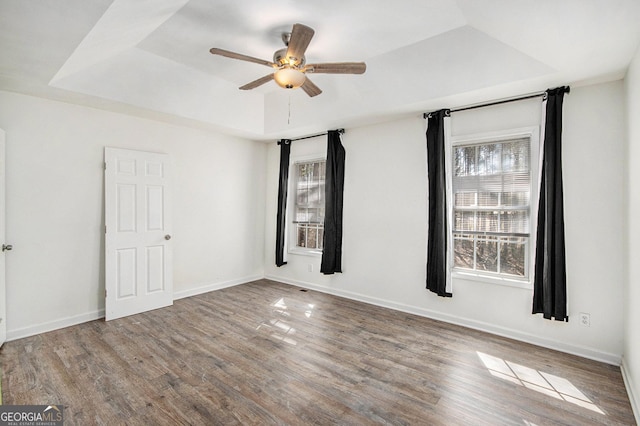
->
[[273, 48, 305, 68]]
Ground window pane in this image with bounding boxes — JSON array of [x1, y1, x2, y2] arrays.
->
[[502, 139, 529, 172], [500, 211, 528, 234], [455, 192, 476, 207], [307, 226, 318, 249], [454, 211, 475, 232], [315, 182, 325, 205], [296, 186, 307, 204], [477, 211, 499, 232], [296, 208, 309, 223], [317, 227, 324, 250], [454, 235, 474, 269], [455, 146, 476, 176], [318, 161, 325, 179], [478, 144, 501, 175], [476, 237, 498, 272], [501, 191, 529, 207], [297, 226, 306, 248], [306, 208, 318, 223], [308, 183, 318, 205], [500, 237, 526, 276], [297, 164, 308, 204], [478, 192, 499, 207]]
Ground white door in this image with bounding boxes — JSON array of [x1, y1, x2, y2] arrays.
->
[[104, 148, 173, 321], [0, 129, 7, 345]]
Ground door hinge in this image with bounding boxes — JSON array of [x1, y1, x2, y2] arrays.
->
[[105, 289, 107, 299], [104, 162, 107, 170], [105, 225, 107, 234]]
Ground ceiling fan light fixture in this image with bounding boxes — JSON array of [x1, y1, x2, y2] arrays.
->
[[274, 67, 306, 89], [210, 23, 365, 97]]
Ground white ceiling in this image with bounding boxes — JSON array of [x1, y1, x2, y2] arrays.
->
[[1, 0, 639, 141]]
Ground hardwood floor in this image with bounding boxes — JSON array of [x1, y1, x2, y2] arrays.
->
[[1, 279, 635, 425]]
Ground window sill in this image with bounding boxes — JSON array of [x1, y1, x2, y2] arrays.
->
[[288, 248, 323, 257], [451, 270, 532, 289]]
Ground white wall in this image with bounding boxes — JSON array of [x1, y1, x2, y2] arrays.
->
[[0, 74, 634, 413], [624, 44, 640, 421], [0, 91, 266, 339], [1, 76, 633, 405], [265, 80, 627, 365]]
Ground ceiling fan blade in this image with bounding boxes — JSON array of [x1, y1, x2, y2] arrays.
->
[[300, 77, 322, 97], [286, 24, 315, 63], [304, 62, 366, 74], [239, 74, 274, 90], [210, 48, 276, 68]]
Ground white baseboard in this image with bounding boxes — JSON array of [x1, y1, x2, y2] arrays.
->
[[621, 357, 640, 424], [6, 273, 621, 367], [173, 274, 263, 300], [7, 309, 105, 342], [6, 274, 264, 342], [265, 274, 621, 366]]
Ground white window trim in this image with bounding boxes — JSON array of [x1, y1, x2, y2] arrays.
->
[[446, 126, 540, 289], [287, 153, 327, 257]]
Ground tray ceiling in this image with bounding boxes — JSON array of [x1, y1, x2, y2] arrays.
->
[[1, 0, 639, 140]]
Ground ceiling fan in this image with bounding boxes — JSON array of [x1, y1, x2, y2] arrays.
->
[[210, 23, 366, 97]]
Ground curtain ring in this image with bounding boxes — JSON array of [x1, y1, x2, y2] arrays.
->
[[425, 109, 451, 119]]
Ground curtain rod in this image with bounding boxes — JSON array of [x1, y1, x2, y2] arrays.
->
[[277, 128, 345, 144], [423, 87, 570, 119]]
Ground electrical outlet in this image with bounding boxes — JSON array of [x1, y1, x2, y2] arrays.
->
[[579, 312, 590, 327]]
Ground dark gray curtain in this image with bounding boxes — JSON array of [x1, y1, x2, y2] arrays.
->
[[533, 86, 570, 321], [275, 139, 291, 267], [320, 130, 345, 275], [426, 109, 452, 297]]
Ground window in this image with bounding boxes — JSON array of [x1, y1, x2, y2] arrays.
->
[[451, 132, 536, 281], [292, 160, 325, 252]]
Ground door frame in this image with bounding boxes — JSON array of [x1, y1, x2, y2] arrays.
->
[[0, 129, 6, 345]]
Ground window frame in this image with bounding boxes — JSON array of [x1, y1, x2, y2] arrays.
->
[[287, 154, 327, 257], [447, 126, 540, 288]]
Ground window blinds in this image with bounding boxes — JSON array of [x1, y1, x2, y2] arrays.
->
[[452, 137, 531, 237]]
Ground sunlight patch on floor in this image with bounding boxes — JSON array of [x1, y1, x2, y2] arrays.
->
[[305, 304, 315, 318], [256, 297, 316, 346], [477, 351, 605, 415]]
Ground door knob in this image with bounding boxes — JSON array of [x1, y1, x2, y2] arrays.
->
[[164, 235, 171, 240], [2, 244, 12, 252]]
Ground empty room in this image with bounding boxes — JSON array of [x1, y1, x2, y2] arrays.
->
[[1, 0, 640, 424]]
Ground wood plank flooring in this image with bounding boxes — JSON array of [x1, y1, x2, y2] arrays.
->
[[1, 279, 636, 425]]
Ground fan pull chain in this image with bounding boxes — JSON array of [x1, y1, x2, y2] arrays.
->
[[288, 94, 291, 125]]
